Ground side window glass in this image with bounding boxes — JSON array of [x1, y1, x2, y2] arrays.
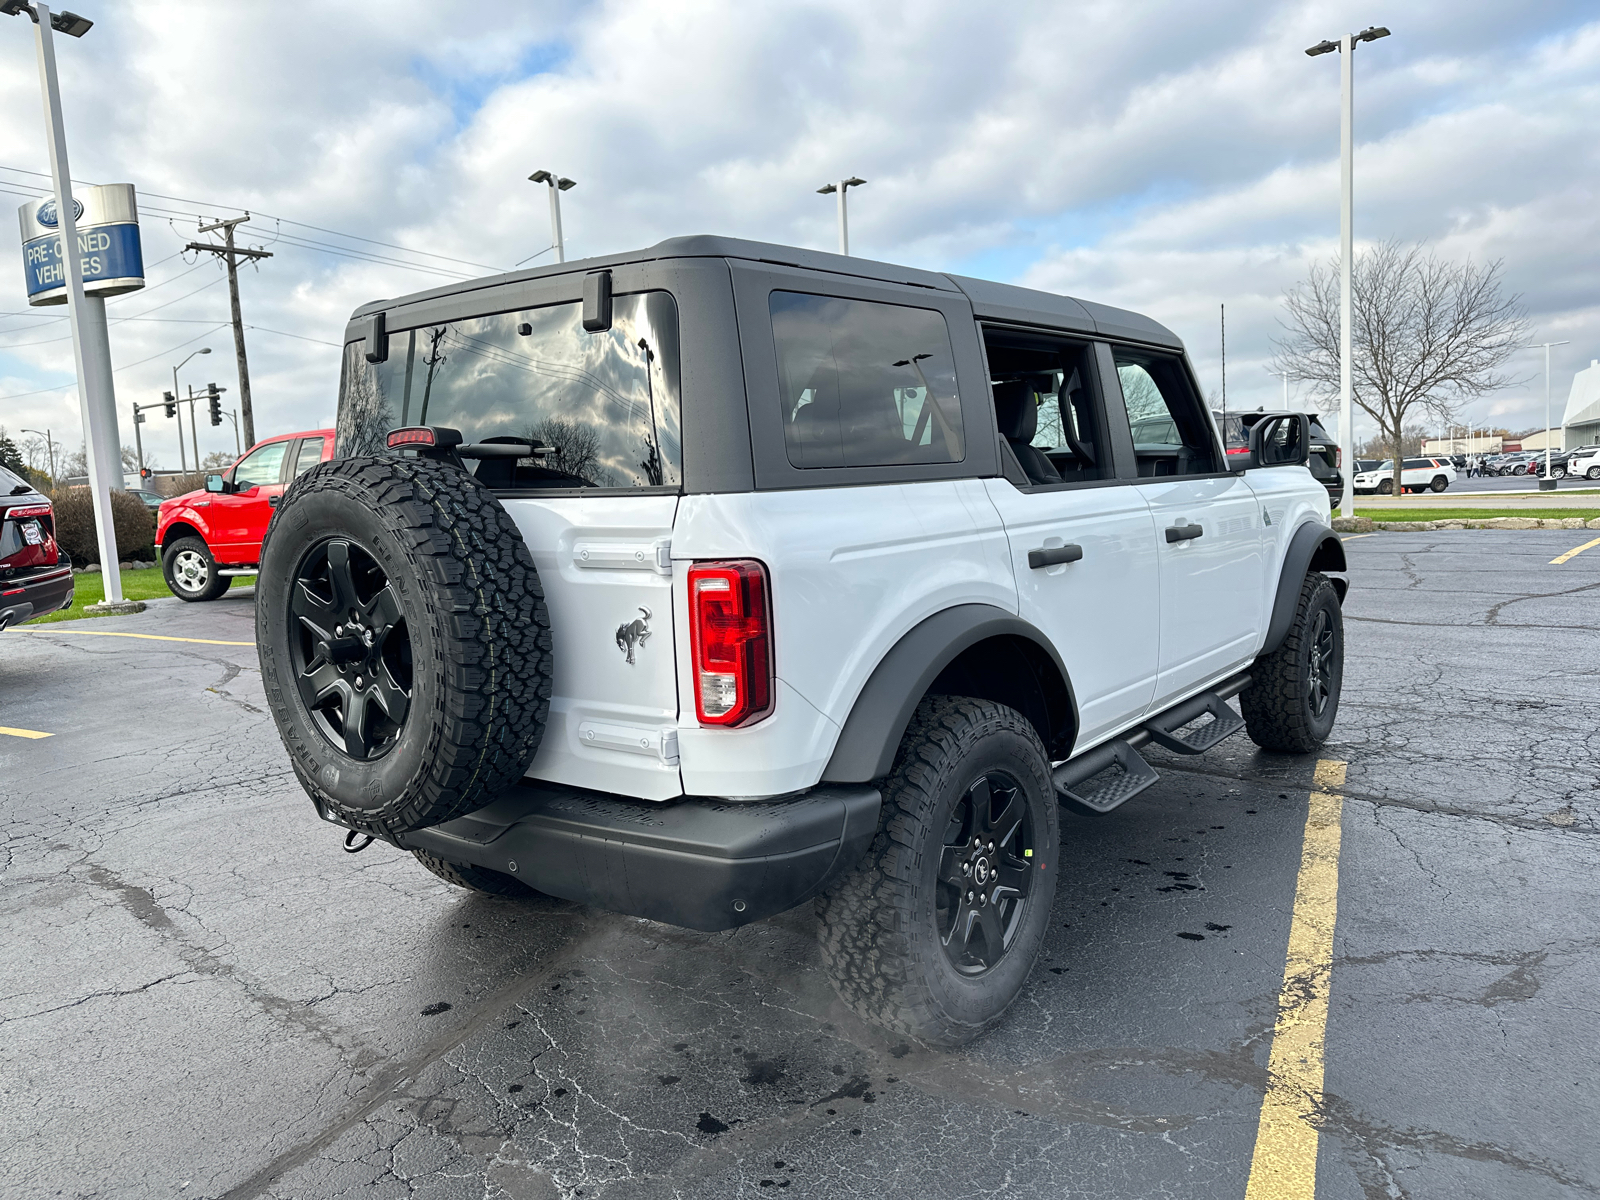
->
[[293, 437, 326, 476], [770, 291, 965, 469], [1112, 349, 1218, 476], [982, 332, 1109, 486], [233, 441, 289, 489]]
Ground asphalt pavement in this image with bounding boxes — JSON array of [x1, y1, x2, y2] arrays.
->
[[3, 531, 1598, 1199]]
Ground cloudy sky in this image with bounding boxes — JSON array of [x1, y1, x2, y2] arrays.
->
[[1, 0, 1596, 471]]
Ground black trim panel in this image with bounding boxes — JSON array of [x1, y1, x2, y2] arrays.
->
[[1262, 522, 1347, 655]]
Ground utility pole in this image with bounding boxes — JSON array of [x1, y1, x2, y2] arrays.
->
[[186, 216, 270, 447], [817, 177, 867, 255]]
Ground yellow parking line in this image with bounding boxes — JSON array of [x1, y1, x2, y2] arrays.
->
[[1339, 534, 1374, 542], [1550, 536, 1600, 565], [11, 628, 254, 647], [0, 725, 53, 739], [1244, 759, 1347, 1200]]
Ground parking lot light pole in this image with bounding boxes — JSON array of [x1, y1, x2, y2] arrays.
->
[[528, 170, 575, 263], [21, 426, 55, 487], [3, 0, 128, 599], [1538, 340, 1570, 490], [817, 177, 866, 255], [172, 347, 209, 469], [1308, 25, 1390, 520]]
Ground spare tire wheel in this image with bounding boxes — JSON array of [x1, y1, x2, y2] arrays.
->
[[257, 456, 552, 840]]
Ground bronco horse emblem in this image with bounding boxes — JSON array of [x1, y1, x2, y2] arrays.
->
[[615, 606, 652, 665]]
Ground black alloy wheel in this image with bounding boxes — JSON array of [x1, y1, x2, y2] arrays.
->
[[936, 771, 1037, 974], [289, 537, 412, 760], [1307, 606, 1336, 721]]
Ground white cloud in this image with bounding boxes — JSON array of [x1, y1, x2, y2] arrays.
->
[[2, 0, 1598, 466]]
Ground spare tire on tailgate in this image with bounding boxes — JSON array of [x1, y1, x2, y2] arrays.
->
[[257, 456, 552, 840]]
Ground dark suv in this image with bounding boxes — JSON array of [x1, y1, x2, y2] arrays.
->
[[1230, 411, 1342, 506], [0, 465, 73, 630]]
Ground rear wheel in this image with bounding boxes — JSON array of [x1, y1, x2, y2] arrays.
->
[[1430, 476, 1448, 492], [1588, 467, 1600, 481], [1241, 572, 1343, 753], [816, 697, 1058, 1047], [412, 849, 541, 897], [163, 536, 229, 602]]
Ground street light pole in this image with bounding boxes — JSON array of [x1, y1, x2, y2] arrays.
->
[[1538, 340, 1570, 490], [528, 170, 576, 263], [817, 177, 867, 255], [171, 347, 210, 472], [1307, 25, 1389, 521], [21, 427, 55, 487]]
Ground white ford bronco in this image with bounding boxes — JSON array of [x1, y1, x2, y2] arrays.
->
[[258, 236, 1346, 1046]]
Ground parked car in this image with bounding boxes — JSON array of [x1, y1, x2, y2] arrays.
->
[[1529, 452, 1573, 479], [1352, 457, 1454, 494], [127, 488, 166, 510], [1569, 449, 1600, 480], [256, 234, 1349, 1047], [0, 464, 73, 629], [1235, 411, 1342, 506], [154, 428, 334, 601]]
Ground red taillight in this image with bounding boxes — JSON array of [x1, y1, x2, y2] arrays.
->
[[386, 427, 437, 448], [6, 504, 51, 519], [688, 560, 773, 727]]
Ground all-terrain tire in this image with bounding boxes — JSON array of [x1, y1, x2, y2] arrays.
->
[[1241, 571, 1343, 753], [412, 849, 542, 897], [163, 535, 230, 602], [258, 456, 552, 840], [815, 696, 1059, 1047]]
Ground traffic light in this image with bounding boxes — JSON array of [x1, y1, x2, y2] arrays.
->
[[207, 383, 222, 427], [162, 391, 177, 418]]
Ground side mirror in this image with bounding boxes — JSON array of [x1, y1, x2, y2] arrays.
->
[[1246, 413, 1311, 469], [204, 473, 228, 494]]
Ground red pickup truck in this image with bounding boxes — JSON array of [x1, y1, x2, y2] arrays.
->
[[156, 428, 334, 601]]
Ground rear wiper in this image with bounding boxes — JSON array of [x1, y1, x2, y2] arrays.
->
[[8, 485, 29, 496]]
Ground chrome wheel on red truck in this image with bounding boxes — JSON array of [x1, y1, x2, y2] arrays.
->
[[257, 455, 553, 840]]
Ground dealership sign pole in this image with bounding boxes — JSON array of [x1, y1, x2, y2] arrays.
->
[[9, 2, 146, 605]]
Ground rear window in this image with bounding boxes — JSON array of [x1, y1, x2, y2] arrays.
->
[[770, 291, 965, 469], [336, 291, 681, 490], [0, 465, 29, 494]]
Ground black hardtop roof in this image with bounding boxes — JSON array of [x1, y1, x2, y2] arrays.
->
[[349, 234, 1182, 349]]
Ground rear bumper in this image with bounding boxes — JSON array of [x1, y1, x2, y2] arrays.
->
[[389, 783, 882, 931], [0, 564, 73, 629]]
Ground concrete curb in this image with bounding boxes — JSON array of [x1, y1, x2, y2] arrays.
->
[[1332, 516, 1600, 533]]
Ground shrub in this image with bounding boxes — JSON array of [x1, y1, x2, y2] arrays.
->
[[49, 487, 156, 565]]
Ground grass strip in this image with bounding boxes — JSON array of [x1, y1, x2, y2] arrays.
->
[[31, 569, 248, 623], [1351, 508, 1600, 523]]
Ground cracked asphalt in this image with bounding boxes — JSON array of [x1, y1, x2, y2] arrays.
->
[[3, 530, 1598, 1199]]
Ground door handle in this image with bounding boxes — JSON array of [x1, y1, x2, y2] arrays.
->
[[1028, 544, 1084, 569], [1165, 524, 1204, 543]]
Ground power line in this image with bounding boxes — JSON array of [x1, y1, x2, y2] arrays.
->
[[0, 324, 230, 402]]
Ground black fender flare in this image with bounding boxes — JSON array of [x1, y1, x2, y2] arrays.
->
[[820, 604, 1078, 783], [1262, 522, 1348, 656]]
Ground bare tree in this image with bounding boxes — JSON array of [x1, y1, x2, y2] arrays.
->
[[1272, 241, 1529, 494]]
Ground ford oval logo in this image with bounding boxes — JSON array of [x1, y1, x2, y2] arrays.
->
[[36, 197, 85, 228]]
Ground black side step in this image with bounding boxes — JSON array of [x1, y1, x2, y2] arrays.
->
[[1053, 739, 1161, 816], [1140, 677, 1249, 755]]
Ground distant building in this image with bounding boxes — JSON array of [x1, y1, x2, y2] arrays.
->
[[1422, 435, 1501, 455], [1562, 360, 1600, 449]]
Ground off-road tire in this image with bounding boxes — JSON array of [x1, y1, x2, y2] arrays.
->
[[258, 456, 552, 840], [163, 535, 229, 602], [1241, 571, 1343, 753], [815, 696, 1059, 1047], [412, 849, 541, 897]]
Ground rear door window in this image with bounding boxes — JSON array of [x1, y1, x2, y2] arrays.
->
[[770, 291, 965, 469], [337, 291, 681, 491]]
